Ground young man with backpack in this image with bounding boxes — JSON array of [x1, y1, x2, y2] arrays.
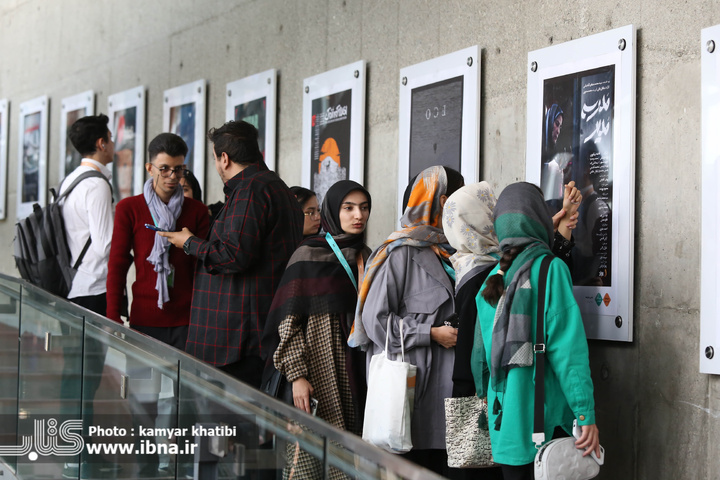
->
[[61, 113, 115, 314]]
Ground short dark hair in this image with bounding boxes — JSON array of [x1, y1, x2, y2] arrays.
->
[[68, 114, 110, 157], [289, 186, 316, 208], [183, 170, 203, 201], [207, 120, 262, 165], [148, 133, 188, 162]]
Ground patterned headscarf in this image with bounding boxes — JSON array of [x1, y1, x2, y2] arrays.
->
[[442, 182, 501, 291], [348, 166, 454, 348], [486, 182, 554, 391]]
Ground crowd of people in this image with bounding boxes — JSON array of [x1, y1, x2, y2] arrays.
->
[[60, 113, 600, 479]]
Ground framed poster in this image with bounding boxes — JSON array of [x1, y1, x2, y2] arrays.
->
[[397, 45, 480, 219], [59, 90, 94, 179], [226, 69, 277, 171], [302, 60, 366, 206], [700, 25, 720, 373], [0, 99, 8, 220], [16, 96, 49, 219], [108, 86, 146, 203], [163, 79, 206, 201], [526, 25, 636, 342]]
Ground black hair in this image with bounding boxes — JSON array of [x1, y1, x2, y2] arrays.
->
[[182, 170, 203, 201], [289, 186, 317, 209], [148, 133, 188, 162], [401, 174, 419, 213], [68, 114, 110, 157], [207, 120, 262, 166], [482, 246, 525, 306], [444, 166, 465, 197]]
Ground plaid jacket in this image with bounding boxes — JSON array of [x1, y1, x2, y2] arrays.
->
[[184, 162, 303, 366]]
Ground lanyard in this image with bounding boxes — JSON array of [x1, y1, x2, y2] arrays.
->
[[325, 232, 358, 290]]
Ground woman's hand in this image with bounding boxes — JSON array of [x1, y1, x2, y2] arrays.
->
[[575, 424, 600, 458], [431, 326, 458, 349], [292, 377, 314, 414]]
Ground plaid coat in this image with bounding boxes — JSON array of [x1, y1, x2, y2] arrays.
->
[[185, 162, 303, 367]]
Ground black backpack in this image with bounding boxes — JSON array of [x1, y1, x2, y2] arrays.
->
[[13, 171, 111, 297]]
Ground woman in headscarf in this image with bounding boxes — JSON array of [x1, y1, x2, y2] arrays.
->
[[352, 165, 464, 475], [266, 180, 371, 479], [472, 182, 599, 480], [290, 186, 322, 237]]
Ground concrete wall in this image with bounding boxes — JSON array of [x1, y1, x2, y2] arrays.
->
[[0, 0, 715, 477]]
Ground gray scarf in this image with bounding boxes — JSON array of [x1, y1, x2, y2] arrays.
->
[[144, 178, 184, 309]]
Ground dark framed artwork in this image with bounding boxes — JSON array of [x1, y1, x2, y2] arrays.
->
[[163, 80, 206, 201], [526, 25, 636, 342], [16, 96, 49, 219], [302, 61, 365, 206], [398, 45, 480, 220], [108, 86, 146, 203], [59, 90, 94, 179], [226, 69, 277, 171]]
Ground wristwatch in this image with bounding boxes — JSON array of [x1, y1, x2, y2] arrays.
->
[[183, 237, 193, 255]]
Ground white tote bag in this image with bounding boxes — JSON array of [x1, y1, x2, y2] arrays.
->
[[362, 317, 417, 453]]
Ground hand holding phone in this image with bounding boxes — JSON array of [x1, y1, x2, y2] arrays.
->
[[145, 223, 167, 232]]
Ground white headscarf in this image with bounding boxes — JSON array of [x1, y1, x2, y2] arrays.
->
[[441, 181, 501, 290]]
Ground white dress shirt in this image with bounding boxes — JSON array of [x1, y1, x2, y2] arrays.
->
[[59, 159, 114, 299]]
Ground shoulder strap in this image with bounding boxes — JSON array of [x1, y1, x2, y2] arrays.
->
[[58, 170, 111, 269], [533, 255, 553, 446], [325, 232, 358, 291]]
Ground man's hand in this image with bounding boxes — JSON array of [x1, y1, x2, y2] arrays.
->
[[158, 227, 194, 249], [431, 325, 458, 349]]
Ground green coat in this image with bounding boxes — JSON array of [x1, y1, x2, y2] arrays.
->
[[472, 256, 596, 465]]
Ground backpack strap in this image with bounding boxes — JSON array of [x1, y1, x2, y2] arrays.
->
[[57, 170, 112, 269]]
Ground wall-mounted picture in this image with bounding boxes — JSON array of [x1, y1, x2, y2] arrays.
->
[[0, 99, 8, 220], [16, 96, 49, 220], [700, 24, 720, 374], [108, 86, 146, 203], [59, 90, 94, 179], [398, 45, 480, 219], [163, 79, 206, 201], [526, 25, 636, 342], [226, 69, 277, 171], [302, 61, 365, 206]]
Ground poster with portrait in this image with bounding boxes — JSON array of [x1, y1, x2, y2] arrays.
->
[[59, 91, 94, 179], [302, 61, 365, 207], [526, 25, 636, 342], [0, 99, 8, 220], [108, 86, 146, 203], [398, 45, 480, 220], [226, 69, 277, 171], [16, 96, 49, 220], [700, 25, 720, 373], [163, 80, 206, 201]]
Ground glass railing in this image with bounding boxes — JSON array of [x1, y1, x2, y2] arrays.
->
[[0, 274, 444, 480]]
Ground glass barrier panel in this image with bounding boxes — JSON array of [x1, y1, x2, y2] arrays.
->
[[0, 281, 20, 474]]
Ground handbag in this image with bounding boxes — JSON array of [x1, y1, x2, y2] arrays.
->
[[532, 256, 601, 480], [444, 396, 494, 468], [362, 316, 417, 453]]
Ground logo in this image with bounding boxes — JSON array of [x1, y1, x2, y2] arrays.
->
[[0, 418, 84, 461], [595, 294, 602, 306]]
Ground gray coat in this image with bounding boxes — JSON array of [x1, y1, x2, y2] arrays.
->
[[361, 245, 455, 450]]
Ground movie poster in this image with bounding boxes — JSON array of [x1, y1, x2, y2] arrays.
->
[[169, 102, 196, 171], [64, 107, 86, 175], [21, 112, 41, 203], [540, 65, 614, 287], [235, 97, 266, 158], [112, 107, 136, 202], [310, 89, 352, 205], [408, 76, 464, 181]]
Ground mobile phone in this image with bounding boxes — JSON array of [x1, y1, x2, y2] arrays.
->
[[144, 223, 167, 232], [310, 398, 318, 416]]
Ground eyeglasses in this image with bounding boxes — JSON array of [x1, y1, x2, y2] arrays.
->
[[150, 164, 188, 178], [303, 209, 321, 218]]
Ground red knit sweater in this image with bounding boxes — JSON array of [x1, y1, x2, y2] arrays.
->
[[106, 194, 210, 327]]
